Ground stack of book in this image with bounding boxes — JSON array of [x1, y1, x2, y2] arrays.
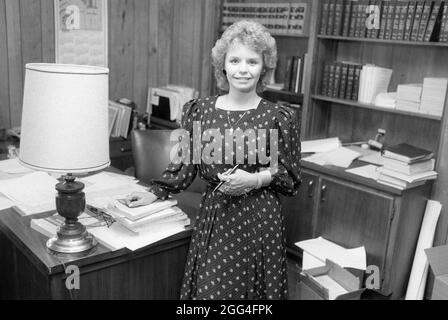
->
[[419, 77, 448, 116], [358, 65, 393, 104], [320, 0, 448, 43], [396, 83, 423, 112], [103, 198, 190, 234], [283, 54, 308, 94], [320, 61, 362, 101], [377, 142, 437, 189]]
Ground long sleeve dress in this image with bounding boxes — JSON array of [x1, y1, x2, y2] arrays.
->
[[147, 95, 301, 300]]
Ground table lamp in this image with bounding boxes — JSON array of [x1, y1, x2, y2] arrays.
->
[[19, 63, 110, 254]]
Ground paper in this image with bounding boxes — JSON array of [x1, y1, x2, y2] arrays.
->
[[0, 194, 14, 211], [405, 200, 442, 300], [359, 151, 385, 166], [0, 171, 58, 215], [346, 165, 380, 180], [301, 137, 341, 154], [303, 147, 361, 168], [0, 158, 34, 174], [314, 275, 348, 300], [296, 237, 367, 271]]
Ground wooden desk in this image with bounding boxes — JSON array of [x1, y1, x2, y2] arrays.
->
[[0, 206, 192, 299]]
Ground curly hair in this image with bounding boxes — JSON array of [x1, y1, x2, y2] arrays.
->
[[212, 20, 278, 92]]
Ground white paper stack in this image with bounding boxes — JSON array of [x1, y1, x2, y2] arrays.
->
[[358, 65, 393, 105], [419, 78, 448, 117], [374, 92, 397, 109], [396, 83, 423, 112]]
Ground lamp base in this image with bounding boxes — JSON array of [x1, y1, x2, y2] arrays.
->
[[46, 174, 97, 254], [47, 221, 97, 254]]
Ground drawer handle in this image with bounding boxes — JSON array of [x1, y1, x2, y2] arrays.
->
[[307, 180, 314, 198], [120, 147, 132, 153], [321, 185, 327, 202]]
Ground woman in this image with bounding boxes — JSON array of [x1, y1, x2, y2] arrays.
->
[[126, 20, 301, 299]]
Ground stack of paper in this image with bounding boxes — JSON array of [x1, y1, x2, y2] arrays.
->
[[358, 65, 393, 105], [374, 92, 397, 109], [108, 100, 133, 139], [396, 83, 423, 112], [419, 78, 448, 117], [303, 147, 361, 168]]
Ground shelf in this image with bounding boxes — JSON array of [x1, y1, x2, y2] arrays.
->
[[317, 35, 448, 47], [262, 88, 303, 105], [312, 95, 442, 121]]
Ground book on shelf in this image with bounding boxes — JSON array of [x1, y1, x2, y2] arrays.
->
[[358, 65, 393, 104], [354, 0, 367, 38], [338, 62, 350, 98], [417, 0, 433, 41], [378, 0, 390, 39], [425, 0, 444, 41], [439, 3, 448, 41], [396, 0, 410, 40], [403, 1, 417, 40], [291, 56, 300, 94], [383, 157, 435, 174], [352, 64, 363, 101], [109, 100, 134, 139], [327, 63, 336, 97], [320, 0, 331, 35], [383, 142, 434, 163], [333, 0, 345, 36], [332, 62, 342, 98], [395, 83, 423, 111], [321, 62, 331, 96], [411, 1, 425, 40], [341, 0, 353, 36], [327, 0, 336, 35], [384, 0, 397, 40], [419, 77, 448, 116]]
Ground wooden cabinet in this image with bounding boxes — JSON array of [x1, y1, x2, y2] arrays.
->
[[282, 162, 432, 299]]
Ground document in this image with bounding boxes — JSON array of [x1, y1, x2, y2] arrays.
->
[[301, 137, 341, 154], [346, 165, 381, 180], [0, 158, 34, 174], [303, 147, 361, 168], [296, 237, 367, 271]]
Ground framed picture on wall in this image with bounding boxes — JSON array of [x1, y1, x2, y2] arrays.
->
[[54, 0, 108, 67]]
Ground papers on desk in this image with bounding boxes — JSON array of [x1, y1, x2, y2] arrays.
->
[[295, 237, 367, 271], [346, 165, 381, 181], [0, 158, 34, 174], [301, 137, 341, 154], [303, 147, 361, 168]]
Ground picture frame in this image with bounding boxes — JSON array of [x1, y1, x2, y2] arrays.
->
[[54, 0, 108, 67]]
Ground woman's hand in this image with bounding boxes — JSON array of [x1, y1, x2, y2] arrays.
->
[[124, 191, 158, 208], [217, 169, 258, 196]]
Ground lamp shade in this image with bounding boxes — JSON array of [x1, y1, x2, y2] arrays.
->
[[19, 63, 110, 174]]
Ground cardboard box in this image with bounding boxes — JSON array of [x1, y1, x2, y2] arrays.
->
[[425, 245, 448, 300], [298, 259, 365, 300]]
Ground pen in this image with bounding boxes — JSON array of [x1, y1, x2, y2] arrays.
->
[[213, 164, 239, 193]]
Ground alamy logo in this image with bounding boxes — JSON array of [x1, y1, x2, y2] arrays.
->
[[65, 265, 80, 290], [365, 5, 380, 30]]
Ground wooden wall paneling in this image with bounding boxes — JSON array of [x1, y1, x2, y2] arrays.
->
[[157, 0, 173, 87], [40, 0, 54, 63], [190, 0, 203, 92], [5, 0, 23, 127], [0, 0, 10, 129], [147, 0, 160, 95], [133, 0, 149, 113], [109, 0, 134, 101], [20, 0, 43, 66], [200, 0, 220, 96]]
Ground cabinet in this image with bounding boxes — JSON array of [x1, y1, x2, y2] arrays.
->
[[109, 138, 133, 171], [282, 163, 432, 299]]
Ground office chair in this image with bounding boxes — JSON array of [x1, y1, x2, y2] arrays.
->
[[131, 129, 205, 219]]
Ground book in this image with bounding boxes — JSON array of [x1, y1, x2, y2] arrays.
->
[[378, 0, 390, 39], [378, 167, 438, 183], [404, 1, 417, 40], [342, 0, 354, 36], [110, 198, 178, 221], [377, 174, 428, 189], [327, 0, 336, 35], [349, 0, 361, 36], [439, 3, 448, 41], [424, 1, 444, 41], [321, 0, 331, 34], [417, 0, 433, 41], [411, 1, 425, 40], [396, 0, 410, 40], [339, 62, 349, 98], [384, 0, 397, 39], [351, 64, 363, 101], [284, 56, 294, 91], [333, 0, 345, 35], [321, 62, 331, 96], [345, 63, 356, 99], [383, 142, 434, 163], [332, 62, 342, 98], [383, 157, 435, 174], [327, 62, 336, 97]]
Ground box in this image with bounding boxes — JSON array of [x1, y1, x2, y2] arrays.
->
[[298, 259, 365, 300], [425, 245, 448, 300]]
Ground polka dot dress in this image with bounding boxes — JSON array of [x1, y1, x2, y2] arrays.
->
[[149, 96, 301, 300]]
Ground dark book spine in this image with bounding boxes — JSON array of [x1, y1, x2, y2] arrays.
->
[[352, 65, 362, 101], [411, 1, 425, 40], [321, 62, 331, 95], [349, 1, 360, 36], [417, 1, 433, 41], [342, 0, 353, 36], [355, 0, 368, 37], [391, 1, 403, 39], [424, 1, 442, 41], [284, 56, 293, 91], [379, 0, 390, 38], [404, 1, 417, 40], [327, 0, 336, 35], [385, 0, 397, 39], [339, 63, 349, 98], [345, 64, 355, 99], [439, 3, 448, 41], [290, 56, 299, 93], [332, 62, 342, 97], [327, 62, 336, 96], [320, 0, 330, 34], [396, 1, 409, 40], [333, 1, 345, 35]]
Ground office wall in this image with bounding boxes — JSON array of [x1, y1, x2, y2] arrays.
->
[[0, 0, 220, 128]]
